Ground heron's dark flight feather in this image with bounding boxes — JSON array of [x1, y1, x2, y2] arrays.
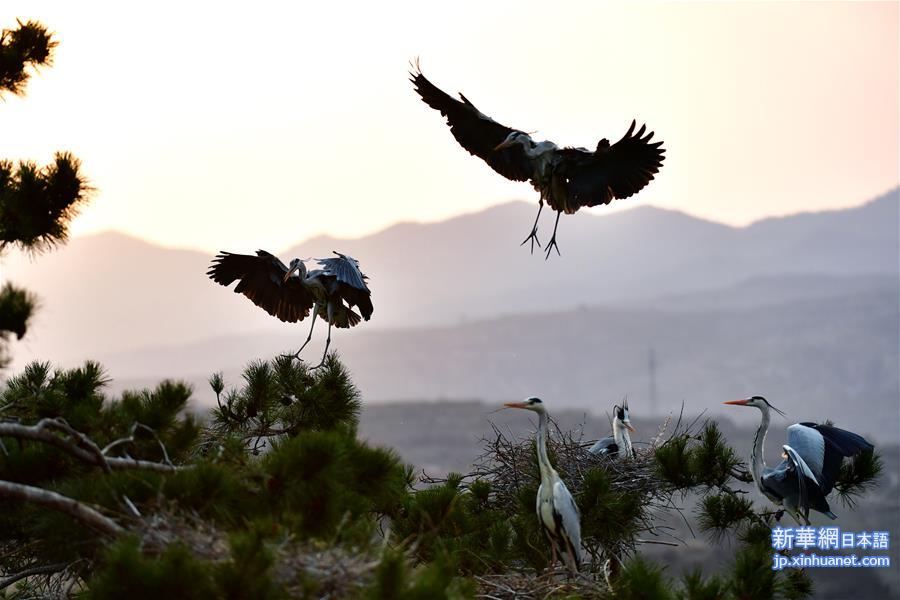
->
[[207, 251, 315, 323], [410, 66, 533, 183], [792, 422, 873, 496], [556, 119, 666, 209]]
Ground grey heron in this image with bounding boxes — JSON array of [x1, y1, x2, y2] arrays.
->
[[588, 400, 636, 458], [724, 396, 874, 524], [505, 397, 582, 573], [411, 65, 665, 259], [207, 250, 373, 368]]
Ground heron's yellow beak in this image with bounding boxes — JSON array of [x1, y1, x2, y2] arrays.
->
[[494, 139, 514, 151], [283, 264, 300, 283], [723, 399, 750, 406], [624, 422, 636, 433], [504, 401, 528, 409]]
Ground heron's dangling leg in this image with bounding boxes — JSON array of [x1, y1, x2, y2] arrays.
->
[[311, 321, 333, 370], [544, 210, 562, 260], [311, 302, 335, 370], [283, 303, 318, 361], [520, 199, 543, 253]]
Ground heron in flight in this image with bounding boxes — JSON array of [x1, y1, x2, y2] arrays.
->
[[411, 64, 665, 259], [505, 397, 582, 573], [207, 250, 373, 368], [588, 400, 636, 458], [724, 396, 874, 524]]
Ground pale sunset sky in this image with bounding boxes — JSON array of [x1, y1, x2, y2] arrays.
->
[[1, 1, 897, 253]]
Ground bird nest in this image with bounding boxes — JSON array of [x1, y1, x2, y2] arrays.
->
[[422, 414, 689, 564], [136, 507, 380, 598], [474, 570, 609, 600]]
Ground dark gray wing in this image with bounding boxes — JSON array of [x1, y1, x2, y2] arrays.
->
[[318, 252, 369, 292], [792, 422, 874, 496], [588, 436, 618, 456], [557, 120, 665, 208], [207, 250, 314, 323], [411, 65, 534, 182], [317, 252, 373, 321]]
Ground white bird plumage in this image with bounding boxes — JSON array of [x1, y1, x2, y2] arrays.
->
[[505, 397, 582, 573]]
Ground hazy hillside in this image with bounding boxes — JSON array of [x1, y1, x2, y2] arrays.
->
[[3, 189, 897, 368], [93, 272, 898, 439]]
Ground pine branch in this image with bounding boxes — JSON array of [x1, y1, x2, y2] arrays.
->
[[0, 479, 123, 537], [0, 560, 70, 590], [0, 418, 185, 473]]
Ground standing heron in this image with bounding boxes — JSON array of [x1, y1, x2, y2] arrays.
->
[[588, 400, 636, 458], [411, 65, 665, 258], [207, 250, 373, 368], [505, 397, 582, 574], [724, 396, 874, 524]]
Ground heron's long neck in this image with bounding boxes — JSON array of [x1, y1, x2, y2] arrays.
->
[[515, 136, 554, 159], [613, 420, 632, 456], [750, 407, 770, 487], [535, 411, 555, 483]]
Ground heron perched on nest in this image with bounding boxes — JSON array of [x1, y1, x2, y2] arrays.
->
[[589, 400, 636, 459], [411, 64, 666, 259], [723, 396, 874, 524], [207, 250, 372, 368], [504, 397, 582, 574]]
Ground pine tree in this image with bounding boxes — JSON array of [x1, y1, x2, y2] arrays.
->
[[0, 19, 89, 367]]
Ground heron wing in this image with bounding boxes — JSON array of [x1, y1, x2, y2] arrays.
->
[[411, 67, 534, 182], [552, 479, 582, 567], [588, 436, 618, 456], [785, 445, 839, 520], [558, 120, 665, 208], [317, 252, 373, 321], [792, 422, 874, 495], [786, 424, 825, 487], [317, 252, 369, 292], [316, 302, 361, 329], [207, 250, 314, 323]]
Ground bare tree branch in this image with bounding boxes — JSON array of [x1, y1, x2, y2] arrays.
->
[[0, 560, 70, 591], [0, 419, 184, 473], [0, 480, 124, 537], [102, 422, 174, 466]]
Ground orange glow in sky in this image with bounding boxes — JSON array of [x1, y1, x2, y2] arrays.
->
[[1, 1, 897, 252]]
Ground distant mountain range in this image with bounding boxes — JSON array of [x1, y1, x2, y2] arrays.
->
[[3, 190, 898, 437]]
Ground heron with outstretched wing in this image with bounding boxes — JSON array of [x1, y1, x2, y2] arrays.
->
[[411, 63, 665, 259], [207, 250, 373, 368], [723, 396, 874, 524]]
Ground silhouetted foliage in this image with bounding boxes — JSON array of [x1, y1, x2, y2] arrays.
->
[[0, 19, 55, 97], [0, 152, 90, 252], [0, 19, 90, 367]]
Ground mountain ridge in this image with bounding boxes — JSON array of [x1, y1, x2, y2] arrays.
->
[[4, 189, 897, 370]]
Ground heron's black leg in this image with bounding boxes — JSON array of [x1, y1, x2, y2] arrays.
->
[[544, 211, 562, 260], [311, 321, 332, 370], [282, 303, 317, 361], [520, 199, 543, 253]]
